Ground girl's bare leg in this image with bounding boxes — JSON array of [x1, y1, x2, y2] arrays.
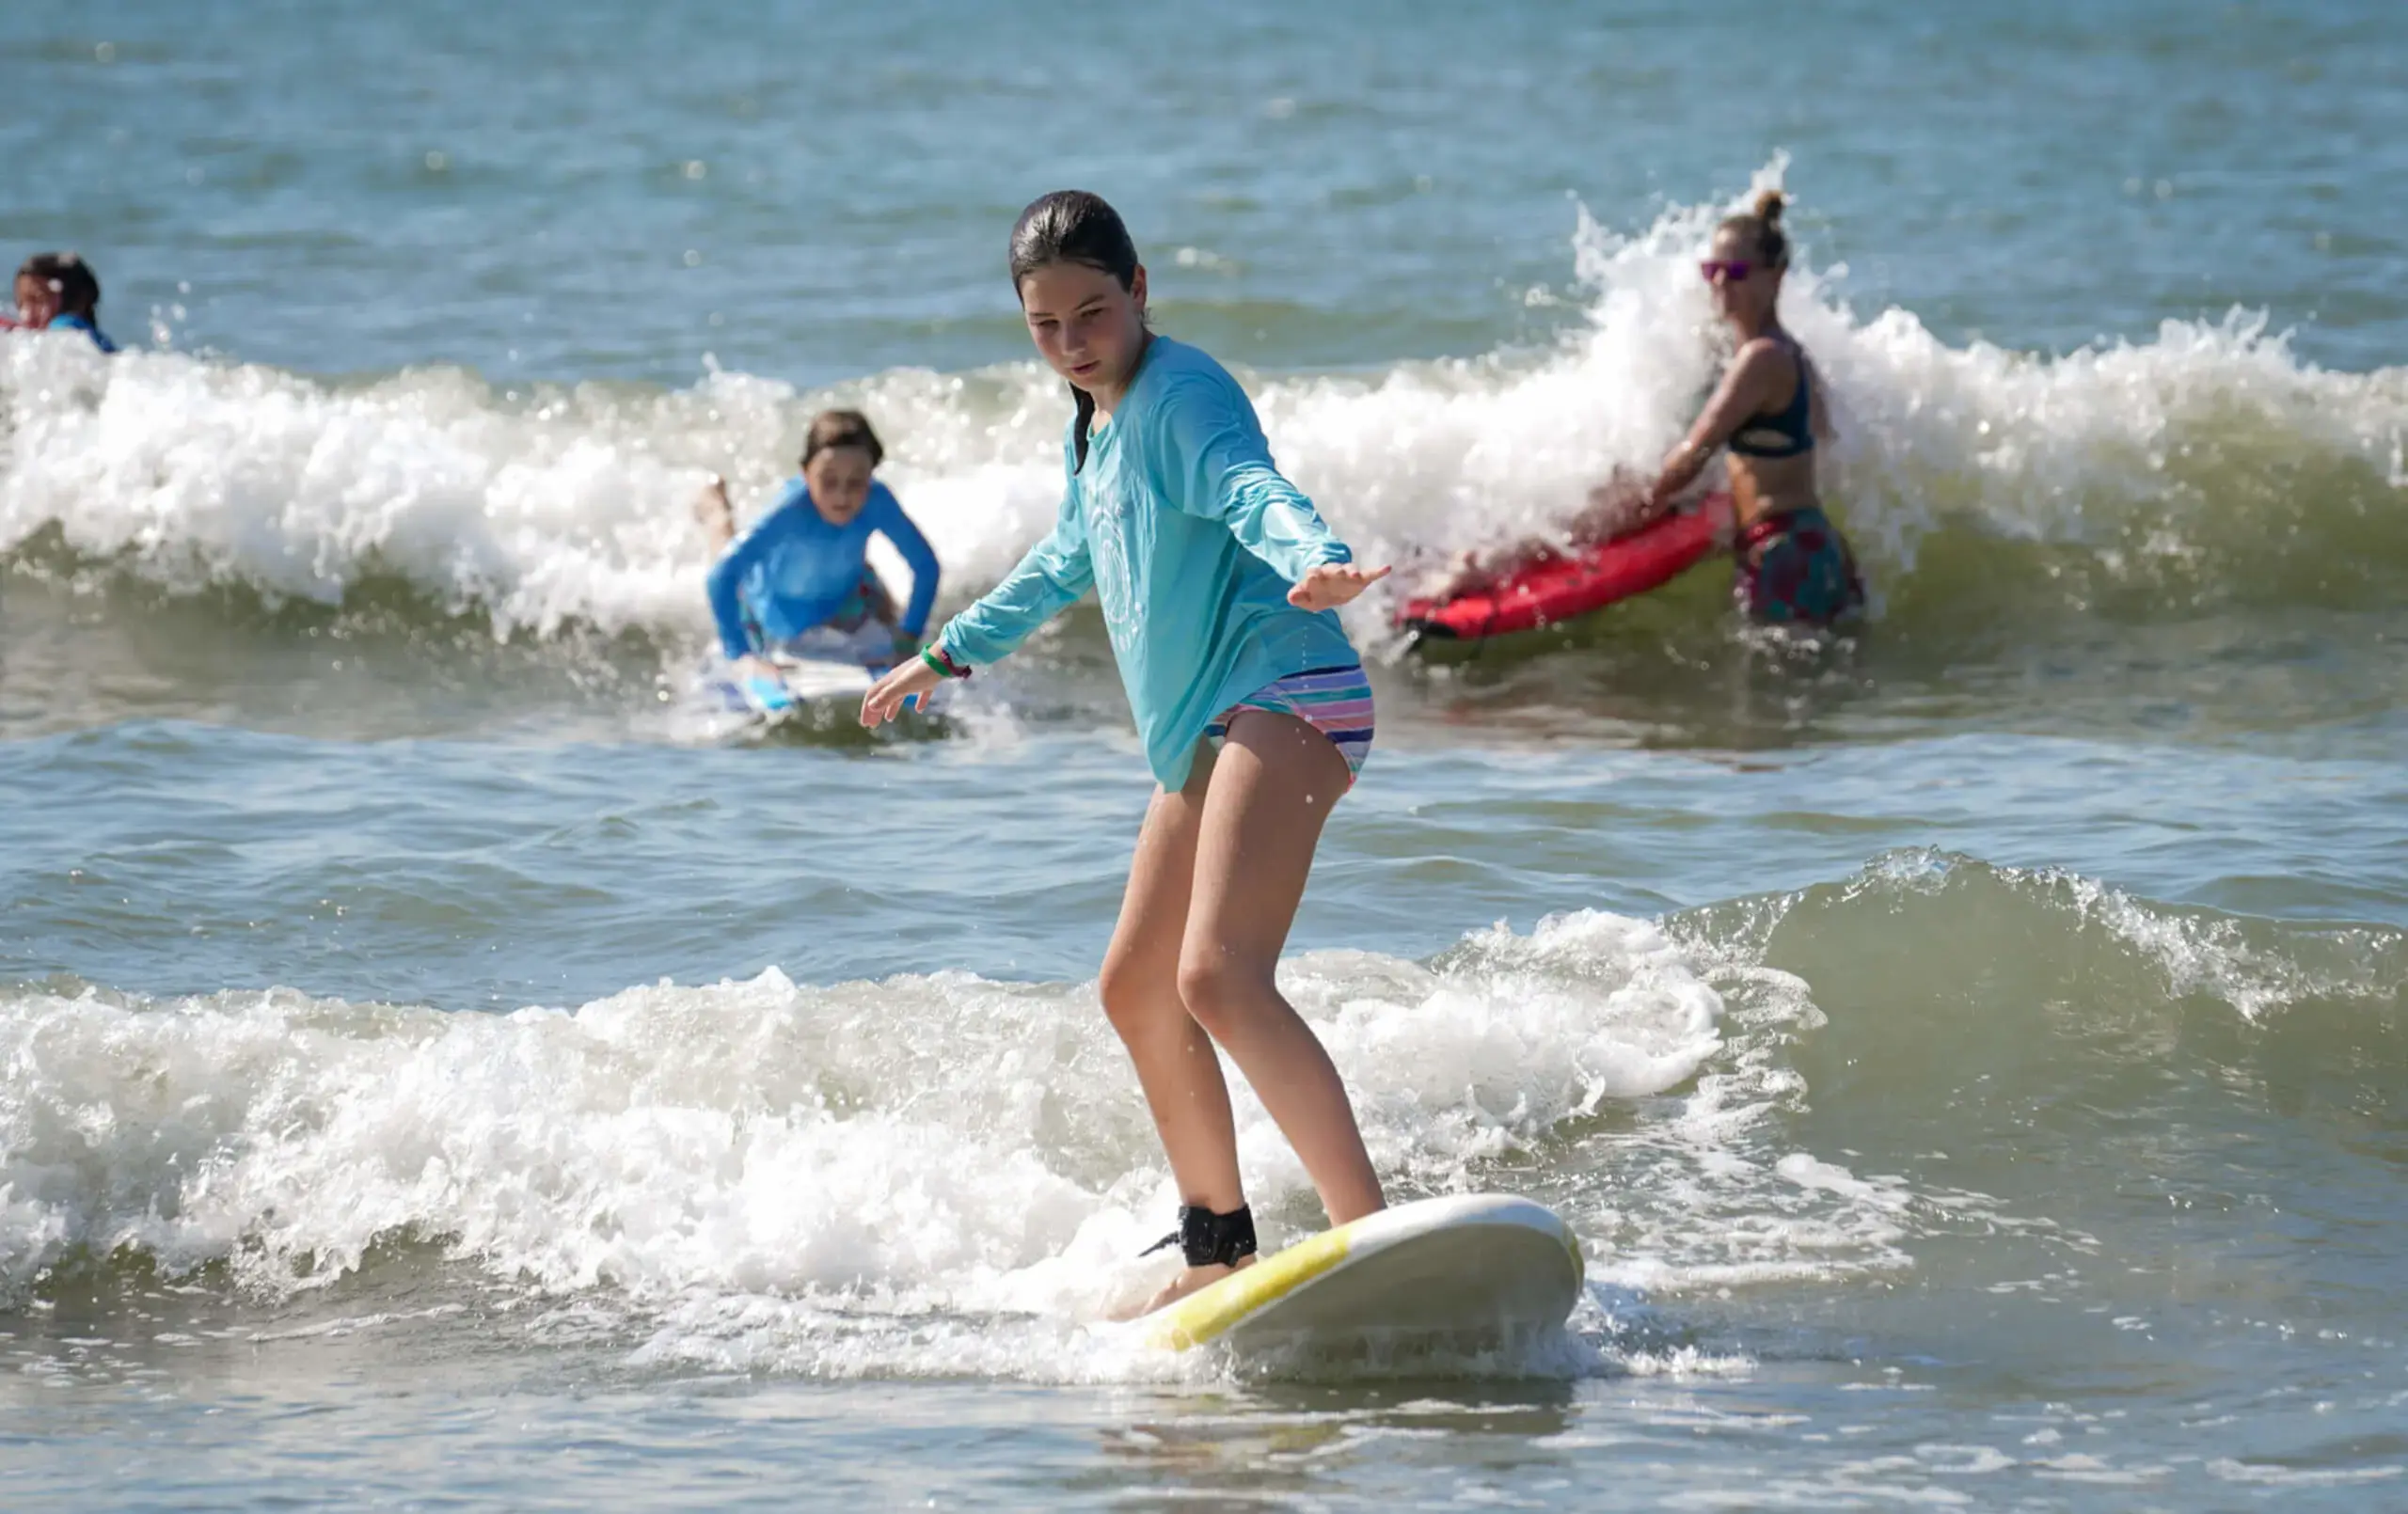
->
[[1176, 712, 1385, 1226], [1098, 744, 1246, 1234], [1104, 719, 1386, 1312]]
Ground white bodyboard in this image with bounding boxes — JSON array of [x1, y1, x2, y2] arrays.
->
[[714, 623, 938, 723]]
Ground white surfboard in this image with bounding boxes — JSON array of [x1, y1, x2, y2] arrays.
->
[[711, 623, 943, 724], [1141, 1192, 1583, 1354]]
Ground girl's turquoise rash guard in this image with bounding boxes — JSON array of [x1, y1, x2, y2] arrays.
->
[[934, 337, 1359, 789]]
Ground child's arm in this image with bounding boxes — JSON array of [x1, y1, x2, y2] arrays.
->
[[705, 501, 788, 662], [1151, 377, 1388, 610], [932, 496, 1092, 668], [1152, 373, 1367, 584], [863, 489, 1093, 728], [867, 486, 944, 641]]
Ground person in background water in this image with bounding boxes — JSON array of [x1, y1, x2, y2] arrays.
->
[[862, 191, 1391, 1313], [694, 462, 891, 657], [1437, 192, 1863, 627], [1581, 190, 1863, 624], [8, 252, 120, 352], [702, 409, 939, 672]]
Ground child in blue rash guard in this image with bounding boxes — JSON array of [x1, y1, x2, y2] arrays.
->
[[862, 192, 1392, 1314], [704, 409, 939, 670], [11, 253, 119, 352], [693, 465, 897, 654]]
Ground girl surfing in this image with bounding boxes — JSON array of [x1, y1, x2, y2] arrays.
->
[[861, 191, 1389, 1311]]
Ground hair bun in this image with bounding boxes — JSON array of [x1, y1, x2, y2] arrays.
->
[[1752, 190, 1787, 226]]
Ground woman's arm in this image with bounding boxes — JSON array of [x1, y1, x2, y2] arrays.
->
[[1620, 339, 1791, 529]]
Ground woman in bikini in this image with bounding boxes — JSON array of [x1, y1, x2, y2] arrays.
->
[[1591, 190, 1864, 624], [1438, 191, 1863, 626]]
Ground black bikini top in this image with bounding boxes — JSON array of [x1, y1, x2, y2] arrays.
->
[[1728, 338, 1814, 460]]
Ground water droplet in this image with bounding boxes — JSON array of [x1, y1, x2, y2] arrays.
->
[[684, 249, 703, 267], [683, 159, 707, 181], [2153, 179, 2174, 199], [424, 150, 449, 172], [94, 41, 117, 63]]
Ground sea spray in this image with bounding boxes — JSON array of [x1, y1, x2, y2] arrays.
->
[[8, 171, 2401, 651]]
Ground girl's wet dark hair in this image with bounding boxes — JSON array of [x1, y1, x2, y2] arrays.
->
[[1008, 191, 1142, 470], [1719, 190, 1790, 269], [17, 251, 102, 316], [800, 408, 884, 470]]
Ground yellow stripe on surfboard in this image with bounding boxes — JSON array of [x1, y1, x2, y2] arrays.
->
[[1142, 1223, 1356, 1352]]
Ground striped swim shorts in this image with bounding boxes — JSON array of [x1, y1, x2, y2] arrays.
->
[[1202, 663, 1375, 786]]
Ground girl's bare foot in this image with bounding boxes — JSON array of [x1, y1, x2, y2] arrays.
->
[[1141, 1254, 1257, 1316], [692, 475, 737, 549]]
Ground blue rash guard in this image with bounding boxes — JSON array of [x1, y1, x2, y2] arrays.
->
[[49, 313, 119, 354], [933, 335, 1360, 790], [705, 480, 941, 661]]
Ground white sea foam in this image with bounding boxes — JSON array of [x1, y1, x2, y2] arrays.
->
[[14, 854, 2371, 1380], [0, 906, 1930, 1379], [7, 164, 2400, 647]]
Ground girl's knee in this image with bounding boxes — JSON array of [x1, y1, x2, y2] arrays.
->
[[1100, 953, 1181, 1037], [1175, 948, 1273, 1034], [1097, 956, 1143, 1027]]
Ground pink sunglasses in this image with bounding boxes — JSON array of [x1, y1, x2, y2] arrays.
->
[[1699, 260, 1754, 283]]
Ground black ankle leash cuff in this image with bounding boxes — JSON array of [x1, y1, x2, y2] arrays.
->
[[1140, 1204, 1258, 1268]]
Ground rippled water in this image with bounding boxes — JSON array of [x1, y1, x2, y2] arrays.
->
[[5, 0, 2406, 1508]]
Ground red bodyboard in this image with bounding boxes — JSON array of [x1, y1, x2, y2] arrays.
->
[[1398, 493, 1732, 642]]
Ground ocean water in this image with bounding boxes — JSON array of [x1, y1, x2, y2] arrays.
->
[[5, 0, 2406, 1507]]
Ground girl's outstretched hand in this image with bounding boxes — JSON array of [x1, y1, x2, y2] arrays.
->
[[861, 656, 944, 728], [1288, 561, 1391, 611]]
